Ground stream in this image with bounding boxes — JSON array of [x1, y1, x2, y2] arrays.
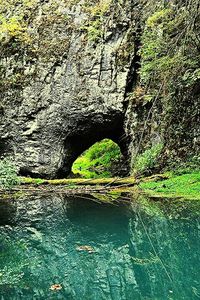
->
[[0, 193, 199, 299]]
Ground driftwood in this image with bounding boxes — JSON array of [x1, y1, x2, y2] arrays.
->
[[0, 174, 169, 197]]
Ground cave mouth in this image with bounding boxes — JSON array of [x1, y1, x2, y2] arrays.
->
[[70, 138, 127, 179], [55, 113, 130, 179], [17, 113, 130, 179]]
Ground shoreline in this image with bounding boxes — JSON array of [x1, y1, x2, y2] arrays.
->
[[0, 171, 199, 201]]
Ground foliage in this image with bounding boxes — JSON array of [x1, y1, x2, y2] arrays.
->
[[0, 0, 37, 45], [133, 143, 163, 175], [0, 0, 113, 92], [82, 0, 111, 42], [0, 159, 20, 189], [72, 139, 121, 178], [127, 85, 154, 105], [131, 0, 200, 170], [140, 2, 200, 92], [0, 0, 113, 54], [0, 0, 76, 57]]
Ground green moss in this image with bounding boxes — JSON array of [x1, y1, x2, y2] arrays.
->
[[22, 177, 45, 185], [140, 172, 200, 200], [21, 176, 136, 186], [72, 139, 121, 179], [19, 171, 200, 201]]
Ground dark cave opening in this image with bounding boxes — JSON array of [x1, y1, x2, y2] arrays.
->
[[56, 121, 130, 179]]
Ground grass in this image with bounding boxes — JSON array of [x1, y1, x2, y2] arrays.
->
[[140, 171, 200, 200]]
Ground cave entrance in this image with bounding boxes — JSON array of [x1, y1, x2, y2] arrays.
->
[[71, 139, 127, 179], [55, 115, 130, 179]]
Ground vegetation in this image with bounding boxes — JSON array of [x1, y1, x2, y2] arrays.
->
[[0, 159, 19, 189], [0, 0, 199, 189], [164, 155, 200, 175], [82, 0, 112, 42], [0, 0, 114, 92], [21, 176, 135, 186], [140, 2, 200, 94], [132, 143, 163, 175], [129, 0, 199, 172], [0, 0, 74, 91], [0, 2, 199, 299], [140, 171, 200, 200], [72, 139, 122, 178]]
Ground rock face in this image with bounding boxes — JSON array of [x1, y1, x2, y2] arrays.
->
[[0, 0, 199, 178], [124, 0, 200, 170], [0, 0, 140, 178]]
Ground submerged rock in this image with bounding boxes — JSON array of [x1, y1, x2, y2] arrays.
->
[[76, 245, 96, 253]]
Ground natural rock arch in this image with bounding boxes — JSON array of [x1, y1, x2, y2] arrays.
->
[[0, 0, 136, 179], [19, 111, 128, 179], [0, 97, 130, 179]]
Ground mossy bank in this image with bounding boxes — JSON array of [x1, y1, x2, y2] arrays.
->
[[3, 171, 198, 201]]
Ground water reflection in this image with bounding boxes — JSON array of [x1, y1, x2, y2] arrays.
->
[[0, 198, 17, 226], [0, 193, 199, 299]]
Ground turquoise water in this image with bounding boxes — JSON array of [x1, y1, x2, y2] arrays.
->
[[0, 193, 199, 299]]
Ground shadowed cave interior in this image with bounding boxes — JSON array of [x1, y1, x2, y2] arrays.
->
[[57, 129, 129, 179]]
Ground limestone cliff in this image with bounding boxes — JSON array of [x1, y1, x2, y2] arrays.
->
[[0, 0, 199, 178], [125, 0, 200, 173], [0, 0, 141, 178]]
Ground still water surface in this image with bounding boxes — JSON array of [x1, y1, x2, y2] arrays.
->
[[0, 193, 199, 299]]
